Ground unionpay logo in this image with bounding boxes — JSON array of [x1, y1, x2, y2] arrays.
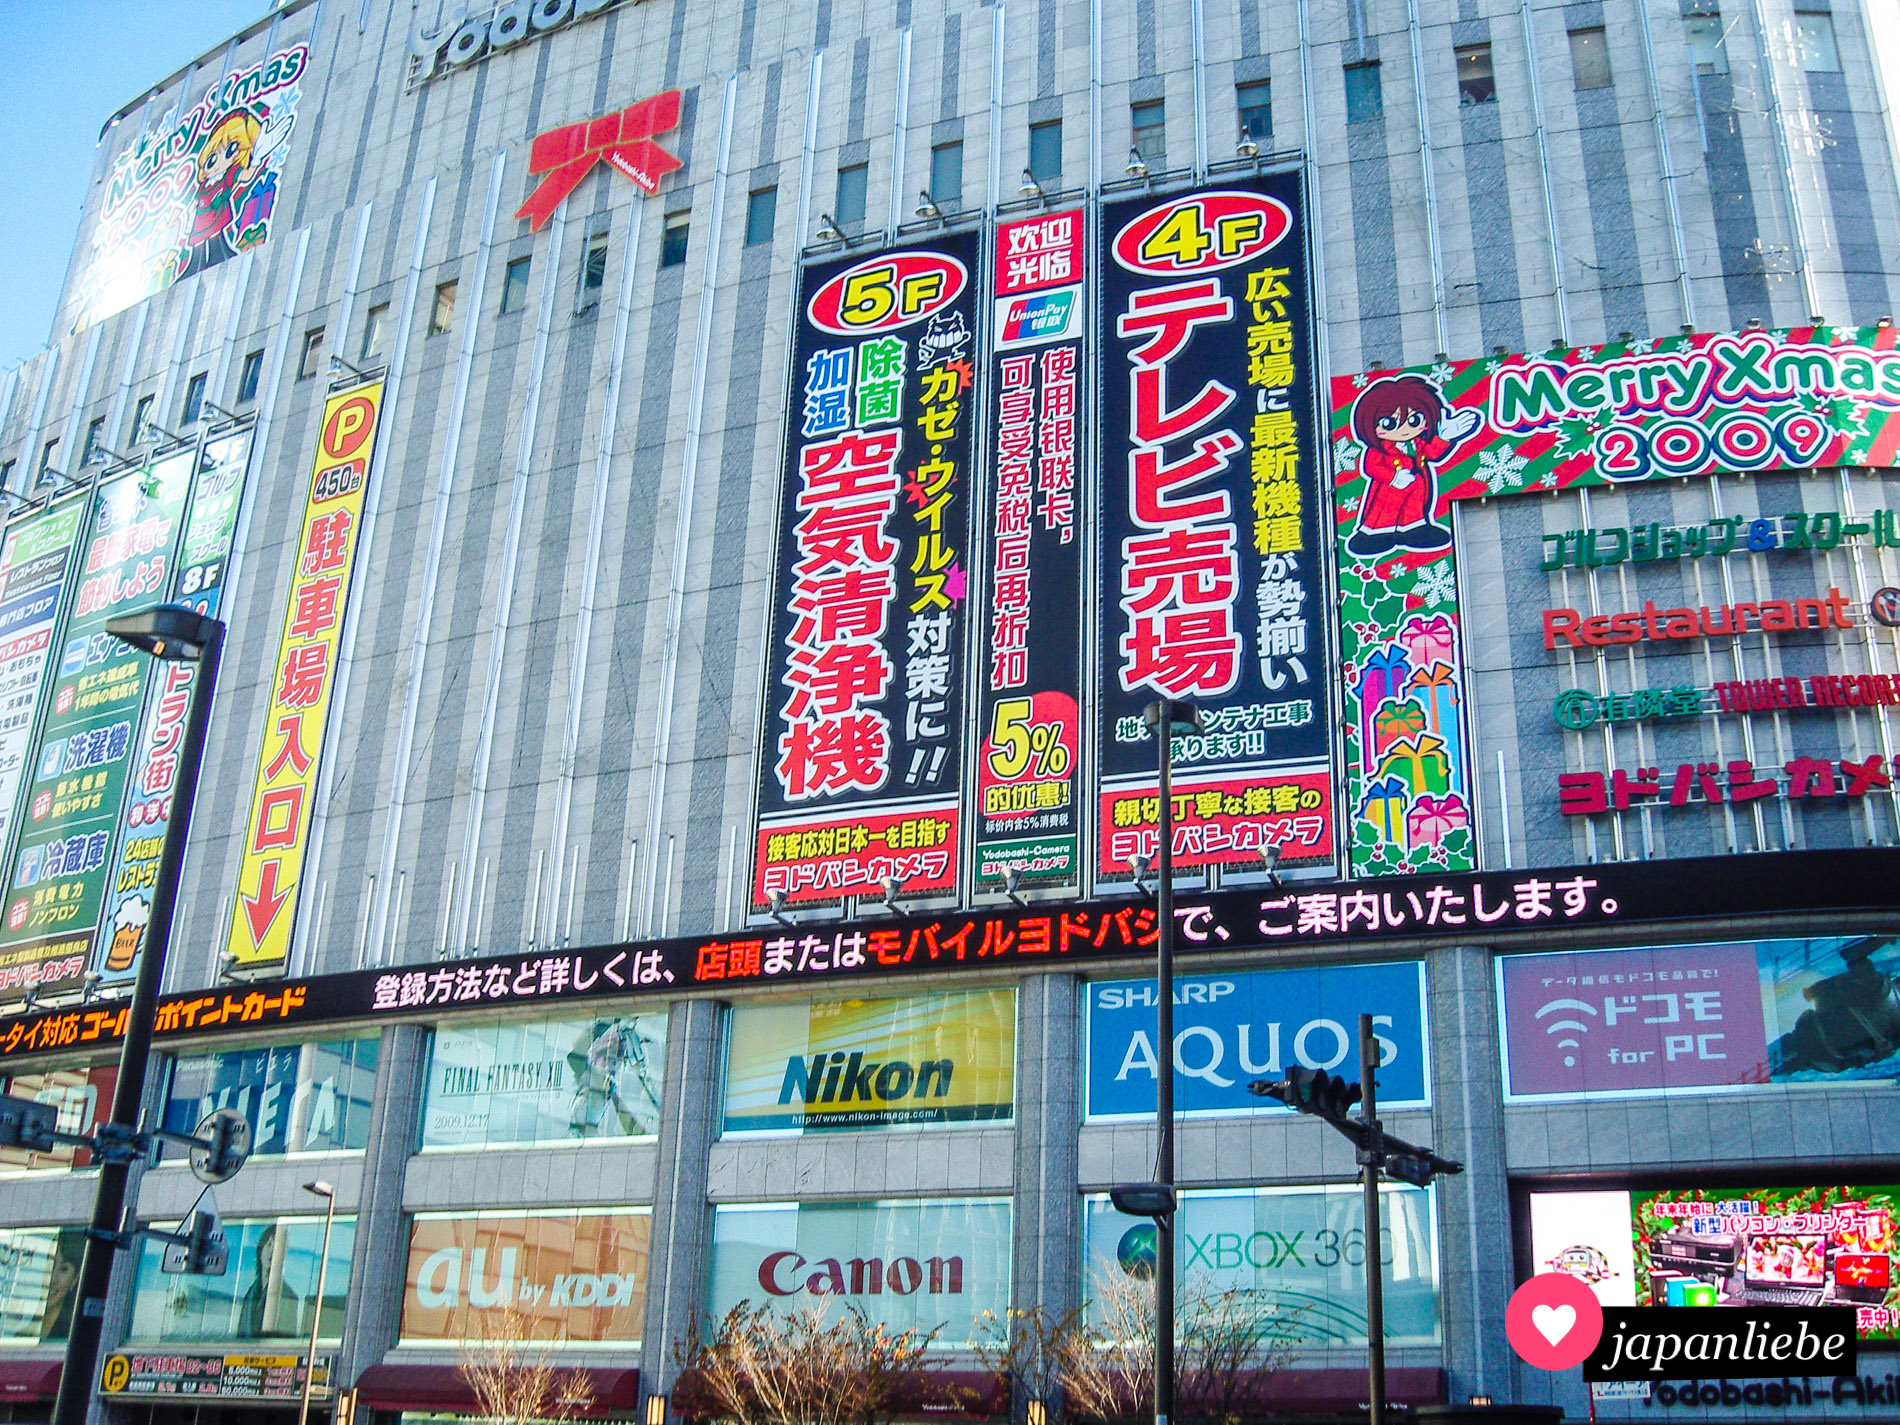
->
[[995, 286, 1081, 349]]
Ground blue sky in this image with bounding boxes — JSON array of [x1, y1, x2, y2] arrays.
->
[[0, 1, 268, 369]]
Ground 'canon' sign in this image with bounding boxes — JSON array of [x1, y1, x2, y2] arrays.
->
[[757, 1251, 964, 1297]]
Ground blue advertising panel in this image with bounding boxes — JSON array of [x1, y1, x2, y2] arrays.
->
[[1084, 960, 1429, 1120]]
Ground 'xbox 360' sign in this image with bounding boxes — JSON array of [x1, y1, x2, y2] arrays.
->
[[407, 0, 627, 86]]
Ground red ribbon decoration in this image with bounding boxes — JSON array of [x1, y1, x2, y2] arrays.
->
[[515, 89, 683, 231]]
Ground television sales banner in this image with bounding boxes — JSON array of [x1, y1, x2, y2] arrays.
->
[[97, 431, 251, 986], [0, 501, 86, 863], [1097, 174, 1332, 879], [973, 210, 1087, 888], [1332, 324, 1900, 880], [0, 453, 196, 999], [227, 383, 385, 967], [754, 235, 980, 907]]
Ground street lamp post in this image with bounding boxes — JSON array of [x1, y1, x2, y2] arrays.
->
[[300, 1181, 337, 1425], [52, 605, 225, 1425], [1144, 696, 1200, 1425]]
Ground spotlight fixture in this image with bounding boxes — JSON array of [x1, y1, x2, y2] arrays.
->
[[1880, 316, 1894, 329], [1124, 147, 1149, 178], [1680, 323, 1696, 335], [1018, 169, 1046, 202], [879, 876, 904, 909], [328, 354, 371, 381], [1002, 866, 1027, 907], [1260, 843, 1282, 886], [1128, 853, 1153, 893], [1617, 330, 1633, 343], [914, 190, 942, 221], [766, 887, 792, 925], [1235, 127, 1258, 159], [815, 212, 844, 242]]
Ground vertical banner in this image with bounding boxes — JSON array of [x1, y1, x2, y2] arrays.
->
[[1096, 175, 1333, 878], [753, 236, 980, 907], [0, 503, 86, 862], [974, 209, 1087, 887], [227, 384, 384, 967], [0, 454, 198, 996], [98, 431, 252, 984]]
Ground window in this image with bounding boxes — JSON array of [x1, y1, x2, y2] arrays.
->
[[660, 211, 691, 267], [0, 460, 14, 490], [1795, 9, 1840, 71], [129, 1216, 355, 1344], [131, 394, 154, 443], [1130, 99, 1166, 165], [428, 281, 458, 336], [360, 303, 389, 361], [499, 256, 531, 314], [929, 142, 963, 207], [1456, 43, 1497, 104], [834, 164, 868, 228], [1027, 119, 1062, 183], [1684, 12, 1730, 75], [1344, 61, 1384, 122], [745, 187, 777, 246], [1570, 27, 1613, 87], [297, 328, 325, 379], [237, 350, 264, 404], [39, 439, 58, 477], [162, 1039, 380, 1157], [181, 372, 208, 425], [83, 417, 106, 466], [579, 229, 609, 300], [420, 1012, 668, 1148], [1237, 79, 1273, 146], [0, 1226, 88, 1342]]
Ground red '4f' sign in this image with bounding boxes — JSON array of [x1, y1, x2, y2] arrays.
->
[[516, 90, 682, 231]]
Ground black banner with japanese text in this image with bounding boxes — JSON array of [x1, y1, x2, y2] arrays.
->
[[6, 847, 1898, 1067], [755, 234, 981, 907], [975, 210, 1087, 888], [1096, 175, 1333, 878]]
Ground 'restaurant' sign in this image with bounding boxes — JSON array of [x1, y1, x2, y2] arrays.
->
[[753, 236, 980, 907], [6, 846, 1899, 1068], [1096, 175, 1333, 878]]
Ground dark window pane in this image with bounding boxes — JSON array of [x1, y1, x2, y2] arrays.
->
[[428, 281, 457, 335], [1237, 79, 1272, 145], [237, 350, 264, 403], [500, 257, 531, 314], [1456, 43, 1496, 105], [1570, 27, 1612, 88], [1028, 120, 1062, 183], [182, 372, 208, 424], [1345, 62, 1383, 122], [834, 165, 868, 228], [1131, 99, 1165, 166], [929, 143, 963, 207], [661, 211, 690, 267], [745, 187, 777, 246], [581, 231, 609, 294]]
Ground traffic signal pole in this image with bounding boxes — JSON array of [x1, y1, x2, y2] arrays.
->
[[1359, 1012, 1385, 1425], [1154, 712, 1176, 1425]]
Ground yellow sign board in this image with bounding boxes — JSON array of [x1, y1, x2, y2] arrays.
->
[[226, 384, 384, 966]]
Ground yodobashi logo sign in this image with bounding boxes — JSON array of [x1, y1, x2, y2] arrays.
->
[[408, 0, 623, 84], [1085, 962, 1429, 1119], [994, 288, 1081, 349], [1110, 190, 1293, 274], [805, 252, 970, 335], [757, 1250, 964, 1297]]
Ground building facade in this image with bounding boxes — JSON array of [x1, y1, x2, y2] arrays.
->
[[0, 0, 1898, 1421]]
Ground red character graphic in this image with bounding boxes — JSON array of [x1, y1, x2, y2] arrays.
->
[[185, 105, 288, 278], [1344, 374, 1481, 559]]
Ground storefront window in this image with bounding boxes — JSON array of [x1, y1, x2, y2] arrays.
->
[[127, 1216, 355, 1344], [420, 1011, 666, 1149], [708, 1199, 1011, 1348], [722, 988, 1015, 1135], [1497, 935, 1900, 1101], [400, 1209, 651, 1346], [0, 1065, 115, 1172], [162, 1037, 378, 1156], [0, 1227, 86, 1342], [1082, 1186, 1441, 1348]]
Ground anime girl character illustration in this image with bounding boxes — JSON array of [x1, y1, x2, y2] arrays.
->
[[1344, 373, 1484, 559], [185, 104, 290, 277]]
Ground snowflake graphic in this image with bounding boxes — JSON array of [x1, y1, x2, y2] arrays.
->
[[1477, 445, 1530, 493], [1628, 336, 1656, 355], [1410, 559, 1458, 608], [1352, 372, 1372, 389], [1537, 471, 1559, 490], [1333, 436, 1363, 471], [1341, 493, 1363, 515], [1429, 361, 1455, 385]]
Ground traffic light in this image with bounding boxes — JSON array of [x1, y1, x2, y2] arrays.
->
[[1248, 1066, 1364, 1124], [0, 1094, 59, 1153], [160, 1208, 228, 1276], [1379, 1140, 1464, 1186]]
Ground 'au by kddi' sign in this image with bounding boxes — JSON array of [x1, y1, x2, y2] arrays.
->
[[1084, 961, 1430, 1119]]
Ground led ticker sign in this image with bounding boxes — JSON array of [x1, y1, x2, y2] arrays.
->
[[6, 847, 1900, 1068]]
